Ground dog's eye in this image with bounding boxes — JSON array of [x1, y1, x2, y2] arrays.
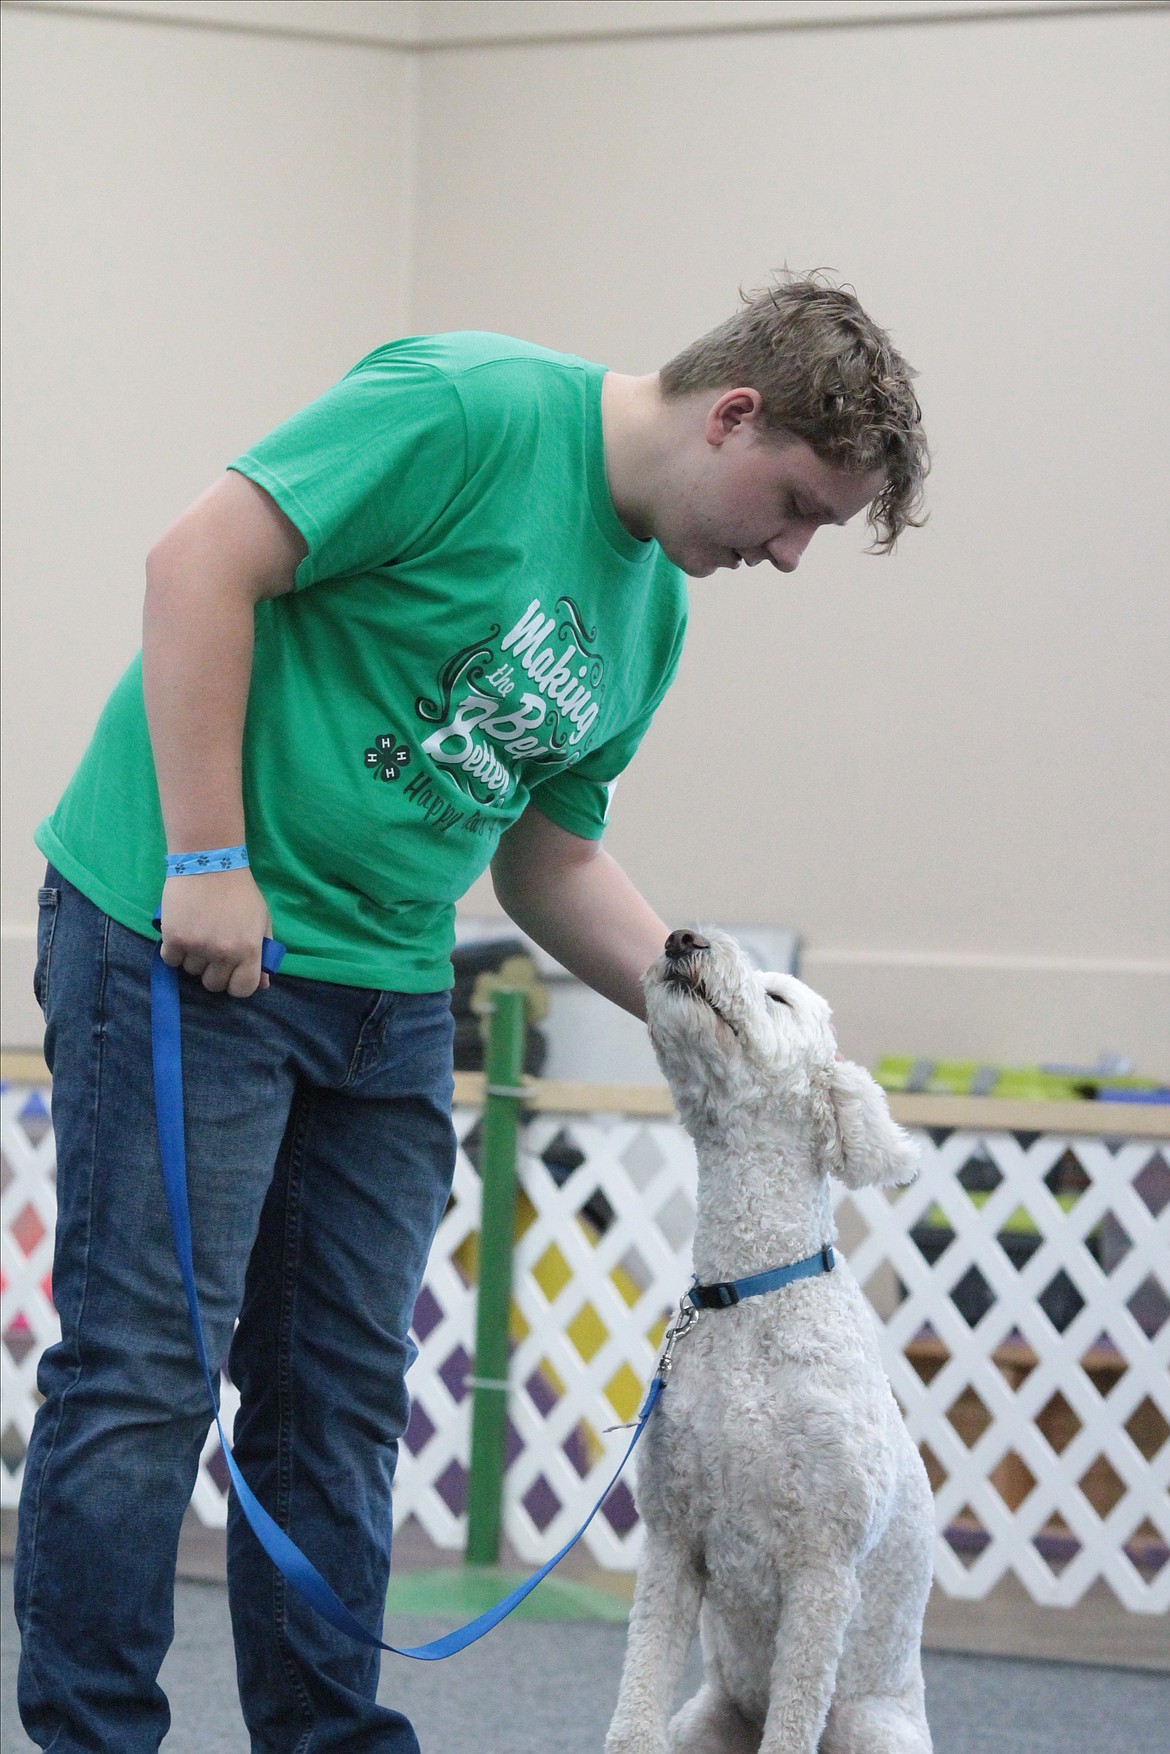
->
[[766, 991, 792, 1008]]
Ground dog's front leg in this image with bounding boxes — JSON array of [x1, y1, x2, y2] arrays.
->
[[606, 1531, 703, 1754], [758, 1559, 859, 1754]]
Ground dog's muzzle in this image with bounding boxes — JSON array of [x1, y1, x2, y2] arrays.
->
[[665, 929, 709, 963], [662, 928, 710, 993]]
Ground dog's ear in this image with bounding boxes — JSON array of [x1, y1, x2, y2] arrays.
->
[[826, 1058, 919, 1189]]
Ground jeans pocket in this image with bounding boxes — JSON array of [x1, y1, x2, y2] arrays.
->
[[33, 885, 61, 1018]]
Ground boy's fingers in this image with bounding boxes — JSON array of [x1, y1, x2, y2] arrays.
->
[[226, 955, 263, 999]]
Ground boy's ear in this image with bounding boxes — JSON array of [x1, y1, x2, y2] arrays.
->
[[826, 1058, 919, 1189]]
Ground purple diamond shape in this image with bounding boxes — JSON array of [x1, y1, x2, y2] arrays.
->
[[525, 1369, 558, 1417], [436, 1459, 467, 1516], [439, 1345, 472, 1403], [601, 1479, 638, 1535], [1128, 1275, 1170, 1338], [411, 1285, 444, 1344], [1133, 1153, 1170, 1218], [522, 1475, 561, 1533], [563, 1424, 591, 1479], [403, 1401, 436, 1455]]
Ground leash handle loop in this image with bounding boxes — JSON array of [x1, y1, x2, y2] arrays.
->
[[149, 915, 286, 977]]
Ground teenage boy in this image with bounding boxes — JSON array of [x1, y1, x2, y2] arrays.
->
[[16, 274, 927, 1753]]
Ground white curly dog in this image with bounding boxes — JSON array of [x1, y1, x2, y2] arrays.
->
[[606, 928, 934, 1754]]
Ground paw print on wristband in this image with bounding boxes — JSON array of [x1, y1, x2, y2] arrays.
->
[[169, 848, 250, 875], [365, 732, 411, 783]]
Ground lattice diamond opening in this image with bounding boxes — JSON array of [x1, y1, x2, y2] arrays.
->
[[1, 1423, 27, 1476], [1128, 1520, 1168, 1581], [1044, 1148, 1090, 1204], [1079, 1455, 1127, 1519], [1079, 1333, 1127, 1395], [1125, 1397, 1169, 1456], [947, 1387, 993, 1449], [4, 1318, 37, 1367], [950, 1264, 997, 1328], [1127, 1274, 1170, 1337], [959, 1150, 1002, 1197], [1037, 1391, 1081, 1454], [919, 1442, 947, 1493], [991, 1451, 1037, 1509], [16, 1093, 52, 1146], [1034, 1512, 1080, 1577], [1038, 1269, 1085, 1333], [907, 1331, 949, 1387], [403, 1402, 436, 1457], [944, 1506, 988, 1571], [620, 1130, 665, 1190], [1133, 1152, 1170, 1216], [654, 1189, 693, 1252], [10, 1202, 45, 1257], [1097, 1212, 1133, 1274], [991, 1330, 1038, 1393]]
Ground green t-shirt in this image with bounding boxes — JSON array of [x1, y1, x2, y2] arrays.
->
[[36, 333, 688, 990]]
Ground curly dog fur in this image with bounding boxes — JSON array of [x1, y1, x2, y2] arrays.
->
[[606, 930, 935, 1754]]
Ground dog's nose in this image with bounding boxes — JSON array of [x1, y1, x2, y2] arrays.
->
[[664, 929, 710, 962]]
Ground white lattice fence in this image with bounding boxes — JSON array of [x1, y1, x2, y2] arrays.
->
[[2, 1078, 1167, 1611]]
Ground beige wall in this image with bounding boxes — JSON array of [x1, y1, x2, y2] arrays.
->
[[415, 1, 1170, 1069], [1, 1, 419, 1040], [3, 0, 1168, 1072]]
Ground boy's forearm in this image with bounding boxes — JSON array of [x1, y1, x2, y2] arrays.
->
[[142, 551, 254, 852], [141, 472, 304, 854], [493, 830, 669, 1020]]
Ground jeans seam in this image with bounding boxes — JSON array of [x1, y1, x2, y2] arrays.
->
[[17, 907, 111, 1688], [33, 888, 59, 1017], [340, 992, 392, 1090], [271, 1088, 315, 1738]]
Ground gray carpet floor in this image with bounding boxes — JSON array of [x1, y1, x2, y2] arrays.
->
[[3, 1565, 1168, 1753]]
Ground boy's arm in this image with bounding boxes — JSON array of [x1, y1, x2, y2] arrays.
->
[[490, 806, 669, 1021], [143, 470, 306, 996]]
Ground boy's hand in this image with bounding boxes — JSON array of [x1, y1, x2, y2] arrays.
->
[[159, 866, 274, 996]]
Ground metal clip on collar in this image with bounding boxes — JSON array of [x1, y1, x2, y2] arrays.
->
[[604, 1298, 697, 1433], [656, 1300, 698, 1381]]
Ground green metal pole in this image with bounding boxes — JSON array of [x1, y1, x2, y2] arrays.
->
[[465, 987, 526, 1567]]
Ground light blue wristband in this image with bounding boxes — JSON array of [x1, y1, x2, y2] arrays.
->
[[165, 845, 250, 877]]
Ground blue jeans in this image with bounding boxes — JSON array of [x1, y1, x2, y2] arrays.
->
[[15, 869, 457, 1753]]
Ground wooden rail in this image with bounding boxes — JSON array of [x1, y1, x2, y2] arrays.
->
[[3, 1053, 1166, 1138], [451, 1075, 1169, 1140]]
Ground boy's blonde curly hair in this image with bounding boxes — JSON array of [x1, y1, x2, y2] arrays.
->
[[660, 272, 929, 553]]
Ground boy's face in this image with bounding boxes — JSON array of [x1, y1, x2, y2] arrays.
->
[[655, 388, 886, 578]]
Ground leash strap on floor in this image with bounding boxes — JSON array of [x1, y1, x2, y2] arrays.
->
[[150, 940, 664, 1660]]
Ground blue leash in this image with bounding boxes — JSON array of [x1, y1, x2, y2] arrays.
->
[[150, 932, 835, 1657], [149, 935, 666, 1659]]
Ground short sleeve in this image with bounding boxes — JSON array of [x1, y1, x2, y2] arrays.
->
[[528, 617, 687, 840], [228, 348, 469, 588]]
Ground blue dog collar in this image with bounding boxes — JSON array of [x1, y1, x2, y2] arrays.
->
[[686, 1244, 835, 1311]]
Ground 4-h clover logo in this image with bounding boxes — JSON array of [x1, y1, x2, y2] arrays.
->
[[365, 733, 411, 782]]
